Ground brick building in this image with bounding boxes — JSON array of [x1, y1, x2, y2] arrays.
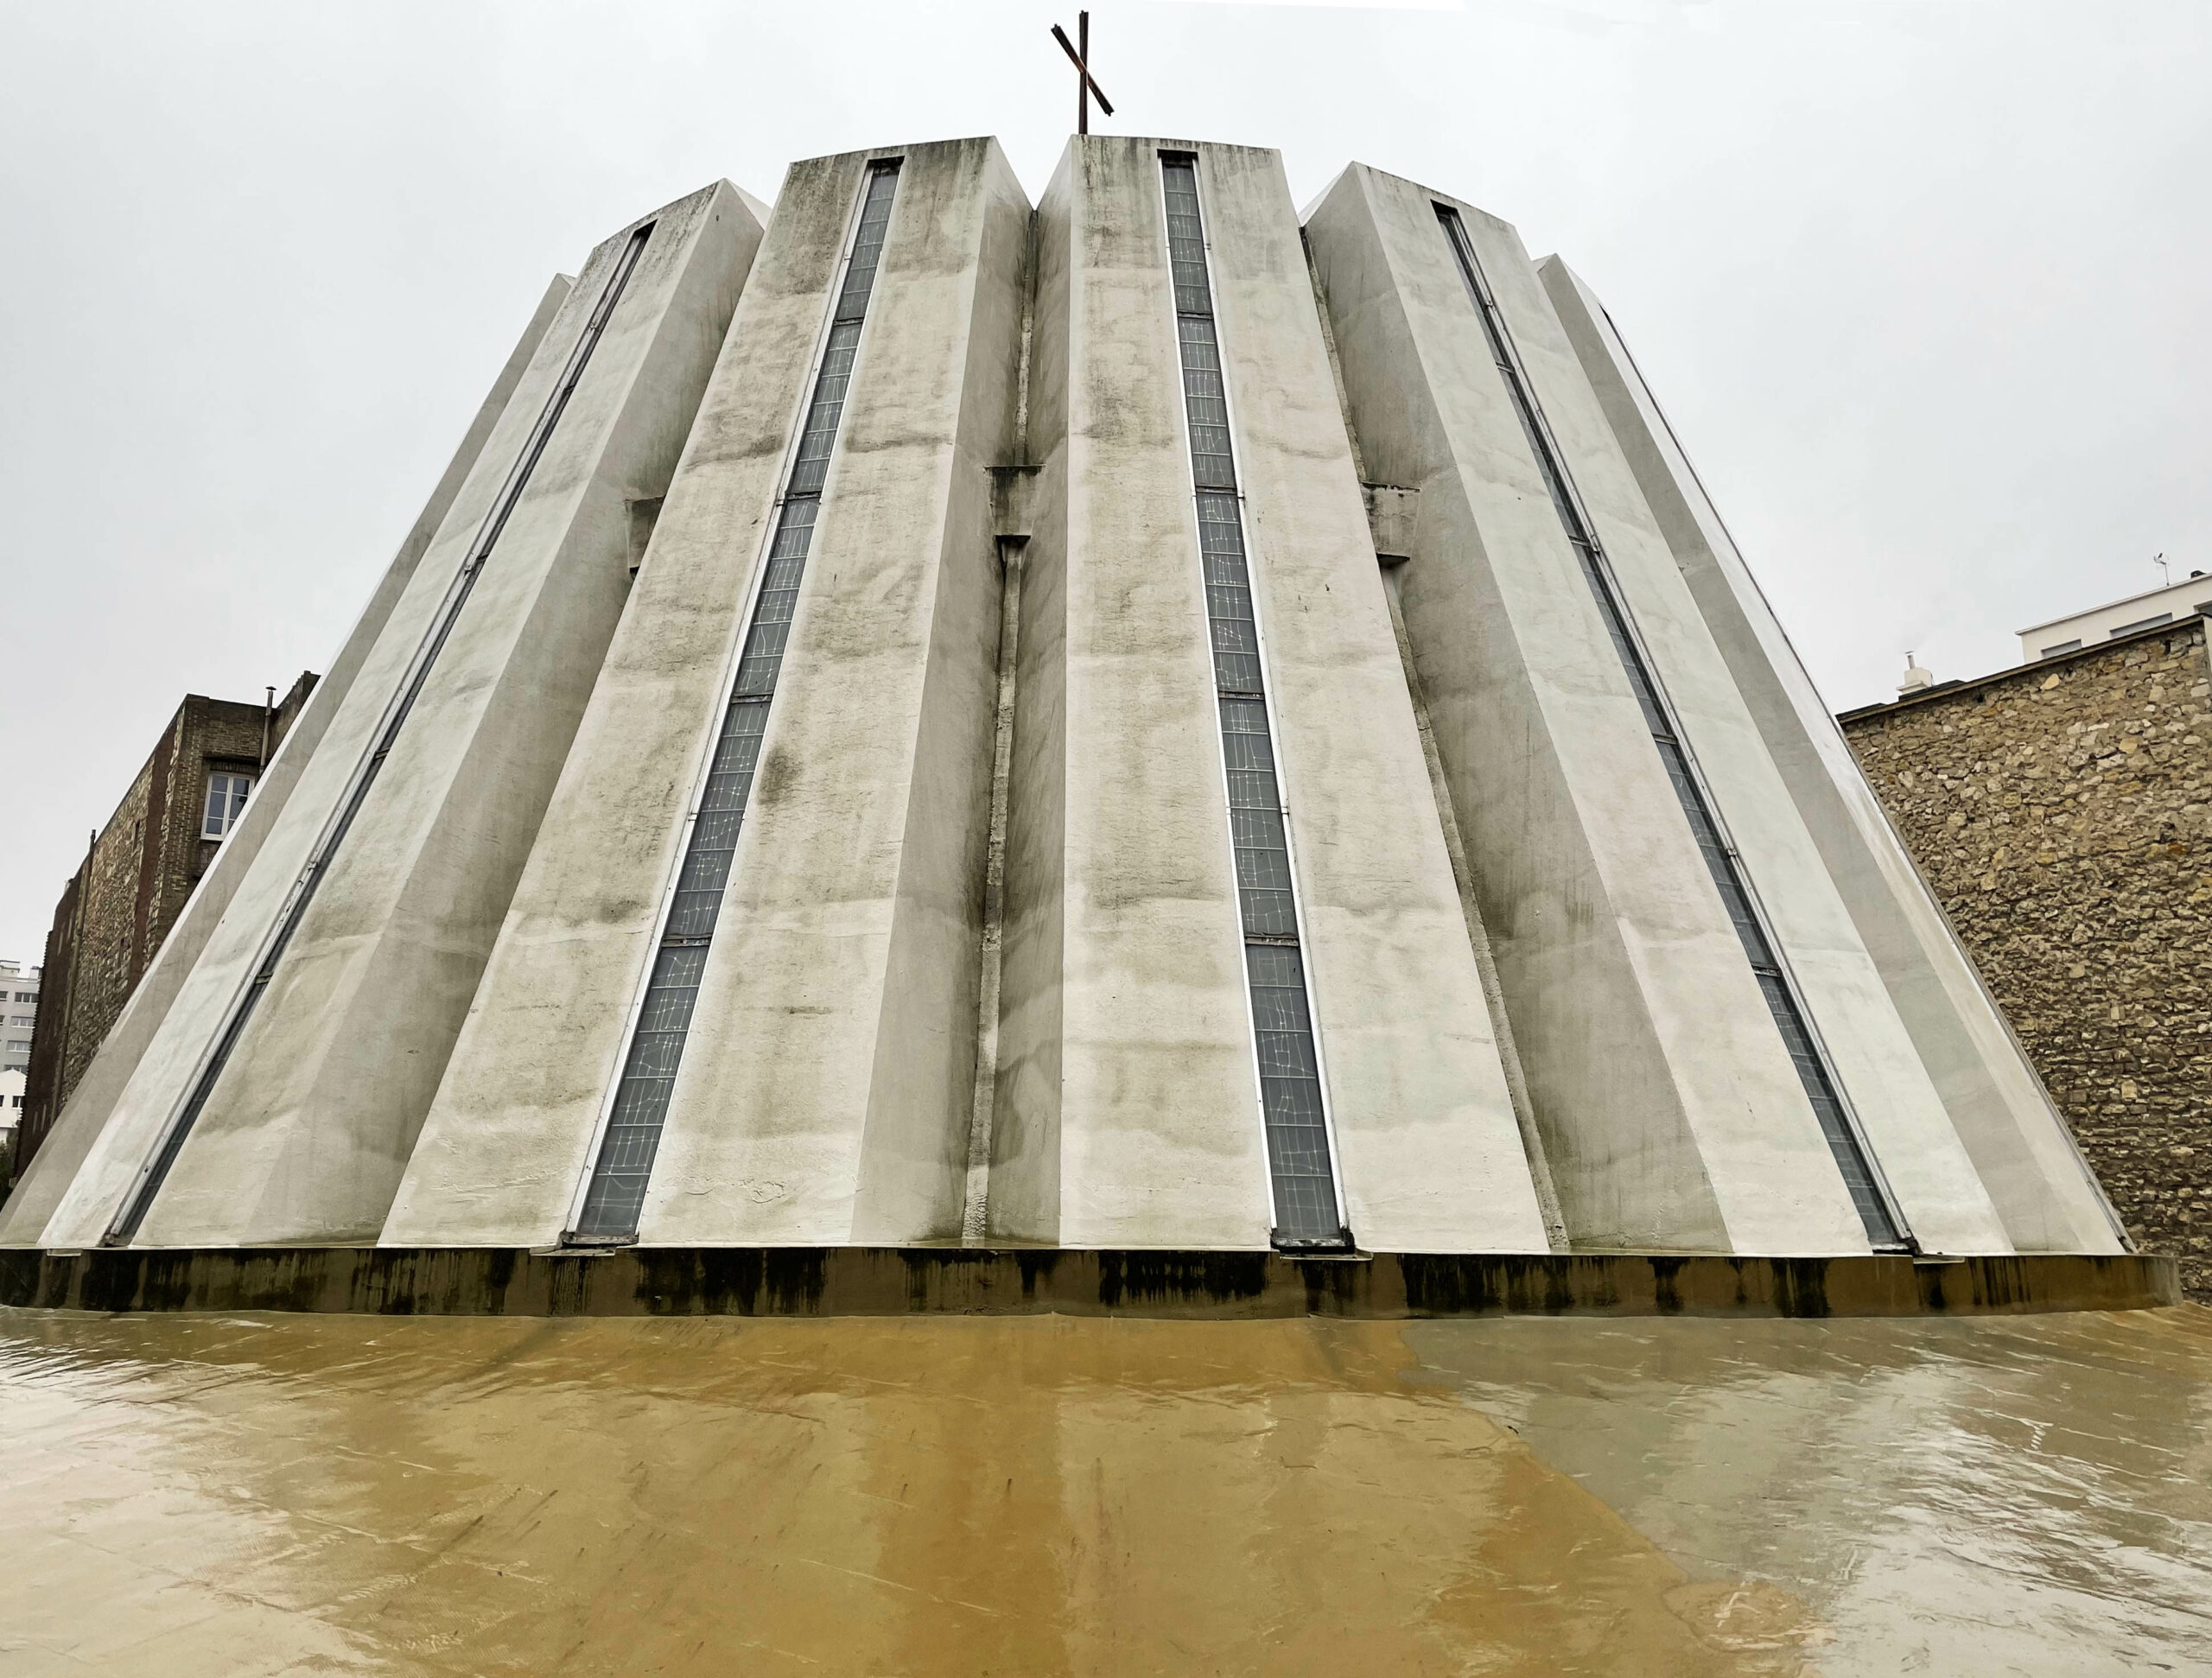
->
[[16, 676, 315, 1179], [1841, 620, 2211, 1299]]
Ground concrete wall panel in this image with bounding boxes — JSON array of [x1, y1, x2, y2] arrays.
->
[[1476, 221, 2003, 1254], [642, 139, 1030, 1245], [995, 139, 1542, 1251], [1540, 257, 2125, 1254], [1306, 165, 1880, 1253], [848, 143, 1033, 1241], [995, 138, 1271, 1247], [0, 278, 570, 1246], [40, 183, 760, 1249], [385, 170, 843, 1249], [391, 139, 1030, 1249], [987, 147, 1073, 1241], [1201, 146, 1543, 1252]]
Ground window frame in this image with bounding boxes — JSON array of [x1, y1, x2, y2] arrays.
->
[[202, 768, 257, 840]]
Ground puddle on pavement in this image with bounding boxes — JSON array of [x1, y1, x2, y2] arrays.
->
[[0, 1305, 2205, 1676], [1408, 1308, 2212, 1676]]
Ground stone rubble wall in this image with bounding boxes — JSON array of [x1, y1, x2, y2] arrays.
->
[[1842, 623, 2212, 1299]]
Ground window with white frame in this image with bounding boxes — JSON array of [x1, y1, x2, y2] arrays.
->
[[203, 771, 255, 839]]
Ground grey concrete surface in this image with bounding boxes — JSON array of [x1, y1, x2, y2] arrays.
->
[[985, 143, 1071, 1243], [1537, 257, 2127, 1257], [0, 276, 573, 1247], [1471, 196, 2006, 1256], [651, 139, 1029, 1245], [1199, 144, 1544, 1253], [993, 139, 1545, 1251], [6, 131, 2127, 1267], [35, 183, 762, 1249], [388, 167, 851, 1249], [390, 139, 1028, 1248], [0, 1246, 2177, 1319], [1305, 162, 2009, 1255], [993, 137, 1274, 1246]]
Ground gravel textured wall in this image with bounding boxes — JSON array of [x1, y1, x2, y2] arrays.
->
[[1842, 623, 2211, 1299]]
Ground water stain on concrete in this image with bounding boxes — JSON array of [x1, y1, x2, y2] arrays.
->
[[0, 1306, 2206, 1675]]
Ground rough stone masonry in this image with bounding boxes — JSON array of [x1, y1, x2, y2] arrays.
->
[[1844, 622, 2212, 1300]]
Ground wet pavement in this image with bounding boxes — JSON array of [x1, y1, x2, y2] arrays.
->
[[0, 1306, 2206, 1675]]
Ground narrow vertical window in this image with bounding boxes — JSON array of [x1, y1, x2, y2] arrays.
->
[[105, 219, 658, 1246], [570, 162, 901, 1241], [1435, 204, 1908, 1251], [1163, 156, 1348, 1251]]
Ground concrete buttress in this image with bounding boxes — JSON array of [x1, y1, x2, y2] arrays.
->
[[387, 139, 1030, 1247], [1304, 162, 2012, 1255], [36, 183, 764, 1248], [990, 139, 1547, 1250], [0, 278, 576, 1246], [1536, 256, 2125, 1255]]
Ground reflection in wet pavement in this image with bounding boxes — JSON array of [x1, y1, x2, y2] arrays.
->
[[1410, 1310, 2212, 1675], [0, 1306, 2203, 1675]]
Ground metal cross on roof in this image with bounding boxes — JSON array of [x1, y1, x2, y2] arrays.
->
[[1051, 11, 1115, 137]]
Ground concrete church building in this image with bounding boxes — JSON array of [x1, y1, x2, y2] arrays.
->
[[0, 134, 2148, 1307]]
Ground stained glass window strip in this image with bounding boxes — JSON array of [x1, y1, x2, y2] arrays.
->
[[573, 164, 899, 1238], [1163, 156, 1346, 1249]]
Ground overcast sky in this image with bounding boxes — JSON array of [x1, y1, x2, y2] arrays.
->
[[1, 0, 2206, 961]]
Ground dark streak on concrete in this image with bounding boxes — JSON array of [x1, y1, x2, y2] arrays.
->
[[0, 1247, 2176, 1319]]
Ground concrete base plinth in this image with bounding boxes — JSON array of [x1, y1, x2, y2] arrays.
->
[[0, 1245, 2176, 1319]]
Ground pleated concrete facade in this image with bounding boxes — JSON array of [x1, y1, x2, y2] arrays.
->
[[391, 138, 1029, 1248], [988, 139, 1548, 1252], [1534, 257, 2125, 1254], [3, 133, 2126, 1264], [0, 276, 575, 1249], [1302, 162, 2096, 1256], [19, 182, 764, 1248]]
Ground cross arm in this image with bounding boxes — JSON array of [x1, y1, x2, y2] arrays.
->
[[1049, 24, 1116, 117]]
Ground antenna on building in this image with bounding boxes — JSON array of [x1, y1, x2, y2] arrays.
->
[[2154, 551, 2170, 587]]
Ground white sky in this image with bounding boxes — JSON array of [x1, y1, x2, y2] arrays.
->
[[1, 0, 2207, 961]]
